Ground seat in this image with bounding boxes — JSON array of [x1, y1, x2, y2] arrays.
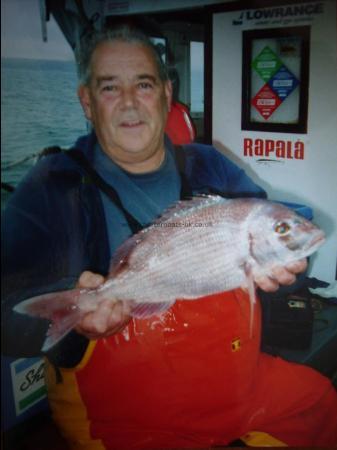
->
[[165, 100, 196, 145]]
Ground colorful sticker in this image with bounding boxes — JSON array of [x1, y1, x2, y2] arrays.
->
[[268, 65, 299, 99], [251, 45, 301, 119], [231, 337, 241, 352], [251, 84, 282, 120], [252, 46, 282, 82], [10, 358, 47, 416]]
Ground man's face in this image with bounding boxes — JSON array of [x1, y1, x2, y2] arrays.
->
[[78, 41, 172, 171]]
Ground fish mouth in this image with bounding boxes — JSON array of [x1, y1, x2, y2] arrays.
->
[[304, 231, 325, 253]]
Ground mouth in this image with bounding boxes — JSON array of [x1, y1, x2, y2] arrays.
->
[[119, 120, 144, 129]]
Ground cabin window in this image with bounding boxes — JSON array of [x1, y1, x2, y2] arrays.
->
[[151, 37, 167, 63], [190, 41, 204, 116]]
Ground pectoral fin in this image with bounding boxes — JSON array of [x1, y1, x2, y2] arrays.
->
[[243, 263, 256, 337], [130, 300, 176, 318]]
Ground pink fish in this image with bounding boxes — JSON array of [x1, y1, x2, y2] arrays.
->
[[14, 196, 325, 351]]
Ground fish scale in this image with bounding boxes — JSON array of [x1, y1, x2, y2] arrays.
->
[[115, 231, 229, 300], [129, 224, 247, 298], [14, 196, 325, 351]]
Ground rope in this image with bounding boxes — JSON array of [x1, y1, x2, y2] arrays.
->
[[1, 146, 63, 192], [1, 152, 40, 170]]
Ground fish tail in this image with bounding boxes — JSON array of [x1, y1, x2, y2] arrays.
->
[[13, 289, 84, 351]]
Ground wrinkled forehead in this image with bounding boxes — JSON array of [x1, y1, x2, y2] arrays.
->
[[90, 40, 161, 80]]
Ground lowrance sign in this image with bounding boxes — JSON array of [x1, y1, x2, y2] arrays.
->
[[233, 2, 324, 25]]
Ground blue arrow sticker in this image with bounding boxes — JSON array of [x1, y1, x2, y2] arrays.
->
[[268, 66, 299, 100]]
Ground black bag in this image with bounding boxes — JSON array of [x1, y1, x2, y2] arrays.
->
[[260, 290, 314, 352]]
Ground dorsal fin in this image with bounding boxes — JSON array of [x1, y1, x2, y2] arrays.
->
[[152, 194, 225, 225]]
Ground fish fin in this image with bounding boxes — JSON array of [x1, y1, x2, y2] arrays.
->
[[13, 289, 81, 320], [243, 263, 256, 338], [14, 289, 84, 351], [42, 309, 84, 352], [130, 300, 176, 318], [152, 195, 225, 225]]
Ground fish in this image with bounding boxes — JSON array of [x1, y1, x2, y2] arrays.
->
[[14, 196, 325, 351]]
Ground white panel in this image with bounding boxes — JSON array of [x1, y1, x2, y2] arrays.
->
[[213, 0, 337, 282]]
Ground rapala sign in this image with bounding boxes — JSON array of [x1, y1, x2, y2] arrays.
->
[[243, 138, 304, 160]]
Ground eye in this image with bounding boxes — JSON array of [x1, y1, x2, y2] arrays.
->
[[102, 84, 118, 93], [100, 83, 120, 96], [138, 82, 153, 90], [274, 221, 291, 235]]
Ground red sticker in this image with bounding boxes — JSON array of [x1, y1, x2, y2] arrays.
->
[[251, 84, 282, 119]]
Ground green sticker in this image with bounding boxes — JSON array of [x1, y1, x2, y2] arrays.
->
[[252, 46, 282, 82]]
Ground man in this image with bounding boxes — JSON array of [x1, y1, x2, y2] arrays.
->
[[2, 25, 337, 450]]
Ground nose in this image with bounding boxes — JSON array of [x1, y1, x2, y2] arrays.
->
[[120, 86, 137, 109]]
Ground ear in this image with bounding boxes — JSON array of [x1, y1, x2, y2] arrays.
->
[[78, 84, 93, 121], [164, 80, 173, 112]]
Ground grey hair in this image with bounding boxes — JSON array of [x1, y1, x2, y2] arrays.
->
[[76, 25, 169, 85]]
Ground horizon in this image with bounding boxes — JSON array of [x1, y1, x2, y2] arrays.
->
[[2, 55, 75, 63]]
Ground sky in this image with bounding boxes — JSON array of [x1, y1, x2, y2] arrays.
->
[[1, 0, 205, 67], [1, 0, 74, 60]]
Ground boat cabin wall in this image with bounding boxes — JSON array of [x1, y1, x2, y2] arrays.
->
[[211, 0, 337, 282]]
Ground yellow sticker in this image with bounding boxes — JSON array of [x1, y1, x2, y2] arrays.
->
[[231, 338, 241, 352]]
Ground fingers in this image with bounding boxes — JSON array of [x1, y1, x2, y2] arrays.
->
[[254, 274, 280, 292], [285, 258, 308, 274], [76, 270, 105, 289], [75, 270, 132, 339], [270, 265, 297, 286], [79, 300, 130, 333], [77, 302, 113, 335], [75, 299, 131, 339], [271, 258, 307, 285], [255, 258, 307, 293]]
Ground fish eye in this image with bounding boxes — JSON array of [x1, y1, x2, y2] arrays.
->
[[274, 221, 291, 235]]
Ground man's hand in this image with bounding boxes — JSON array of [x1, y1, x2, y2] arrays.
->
[[254, 258, 307, 292], [75, 271, 131, 340]]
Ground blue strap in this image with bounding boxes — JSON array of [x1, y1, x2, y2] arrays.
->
[[65, 146, 192, 234]]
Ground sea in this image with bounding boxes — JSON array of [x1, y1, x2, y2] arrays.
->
[[1, 57, 203, 210], [1, 58, 88, 210]]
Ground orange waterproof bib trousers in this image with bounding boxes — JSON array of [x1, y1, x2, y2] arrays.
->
[[45, 290, 337, 449]]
